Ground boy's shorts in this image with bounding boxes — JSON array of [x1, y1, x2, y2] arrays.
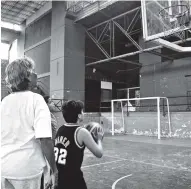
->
[[57, 177, 87, 189]]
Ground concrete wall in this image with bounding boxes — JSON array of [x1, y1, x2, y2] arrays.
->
[[25, 40, 50, 74], [140, 57, 191, 97], [139, 38, 191, 99], [25, 13, 51, 49], [24, 12, 51, 95], [100, 112, 191, 138], [52, 111, 191, 138]]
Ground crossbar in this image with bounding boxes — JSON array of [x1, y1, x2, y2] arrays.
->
[[112, 97, 167, 102]]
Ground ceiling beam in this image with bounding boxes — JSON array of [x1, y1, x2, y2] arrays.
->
[[87, 5, 141, 31], [118, 59, 142, 66], [86, 38, 191, 66]]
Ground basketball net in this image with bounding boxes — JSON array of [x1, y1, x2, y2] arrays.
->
[[159, 4, 190, 40], [154, 4, 191, 52]]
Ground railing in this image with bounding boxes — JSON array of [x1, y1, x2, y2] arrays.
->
[[49, 95, 191, 114], [100, 95, 191, 115], [51, 99, 100, 112], [50, 99, 65, 112], [161, 95, 191, 114]]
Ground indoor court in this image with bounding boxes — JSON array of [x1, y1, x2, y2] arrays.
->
[[83, 135, 191, 189], [1, 0, 191, 189]]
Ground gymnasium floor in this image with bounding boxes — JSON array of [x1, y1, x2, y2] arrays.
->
[[82, 135, 191, 189]]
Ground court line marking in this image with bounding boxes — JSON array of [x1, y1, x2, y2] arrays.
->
[[103, 155, 127, 160], [82, 159, 126, 169], [82, 157, 191, 172], [112, 174, 132, 189]]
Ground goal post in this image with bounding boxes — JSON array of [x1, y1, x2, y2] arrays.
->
[[111, 97, 171, 139]]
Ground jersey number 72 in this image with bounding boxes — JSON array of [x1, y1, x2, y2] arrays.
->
[[54, 147, 67, 165]]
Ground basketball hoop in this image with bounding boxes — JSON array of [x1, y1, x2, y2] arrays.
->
[[159, 4, 190, 40]]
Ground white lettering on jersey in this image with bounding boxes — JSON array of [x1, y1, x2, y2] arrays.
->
[[55, 136, 70, 148]]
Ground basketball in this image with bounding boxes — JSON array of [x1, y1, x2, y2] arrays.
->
[[84, 122, 104, 142]]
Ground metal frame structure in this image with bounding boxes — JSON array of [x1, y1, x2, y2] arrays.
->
[[111, 97, 171, 139], [85, 3, 191, 66], [51, 99, 65, 111], [86, 37, 191, 66], [86, 6, 143, 67], [72, 1, 119, 22]]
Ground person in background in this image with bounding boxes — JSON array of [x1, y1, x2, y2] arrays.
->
[[44, 95, 58, 139], [44, 96, 58, 113], [43, 95, 59, 189], [1, 57, 57, 189]]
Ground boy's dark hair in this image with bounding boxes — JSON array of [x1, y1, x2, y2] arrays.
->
[[62, 100, 84, 123]]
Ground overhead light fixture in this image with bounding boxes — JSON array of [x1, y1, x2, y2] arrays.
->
[[93, 68, 96, 73]]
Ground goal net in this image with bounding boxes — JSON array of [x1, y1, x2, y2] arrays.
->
[[111, 97, 171, 139]]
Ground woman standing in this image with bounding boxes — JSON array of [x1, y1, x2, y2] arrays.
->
[[1, 57, 57, 189]]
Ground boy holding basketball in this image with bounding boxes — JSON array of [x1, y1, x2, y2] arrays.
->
[[54, 100, 104, 189]]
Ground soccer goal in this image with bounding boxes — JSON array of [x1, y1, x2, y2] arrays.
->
[[111, 97, 171, 139]]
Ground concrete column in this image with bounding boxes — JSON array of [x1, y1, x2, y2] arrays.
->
[[50, 1, 85, 101], [139, 37, 161, 97], [17, 22, 25, 58]]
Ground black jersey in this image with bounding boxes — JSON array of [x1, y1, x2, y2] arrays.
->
[[54, 124, 86, 189]]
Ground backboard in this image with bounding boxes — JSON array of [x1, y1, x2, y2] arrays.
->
[[141, 0, 191, 41]]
